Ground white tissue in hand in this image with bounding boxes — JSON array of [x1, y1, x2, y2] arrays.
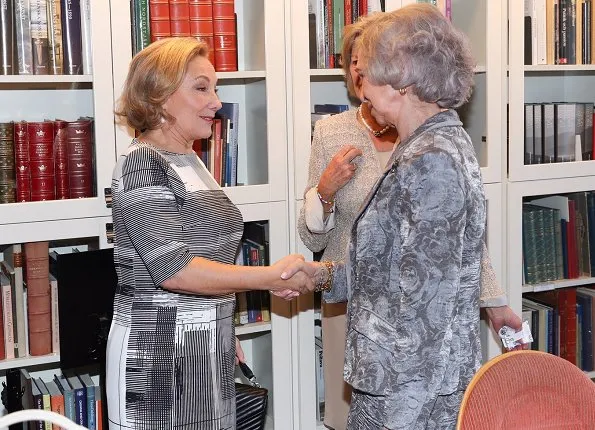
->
[[498, 320, 533, 350]]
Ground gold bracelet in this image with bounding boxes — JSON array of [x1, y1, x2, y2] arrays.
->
[[315, 261, 334, 292], [316, 187, 335, 205]]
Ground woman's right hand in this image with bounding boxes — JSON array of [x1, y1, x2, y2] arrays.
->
[[317, 145, 363, 201], [269, 254, 318, 295]]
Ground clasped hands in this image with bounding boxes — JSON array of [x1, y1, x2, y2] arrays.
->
[[268, 254, 322, 300]]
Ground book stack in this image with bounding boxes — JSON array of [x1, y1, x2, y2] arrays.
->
[[0, 242, 60, 361], [192, 102, 239, 187], [234, 221, 271, 326], [0, 117, 96, 205], [133, 0, 238, 71], [1, 369, 104, 430]]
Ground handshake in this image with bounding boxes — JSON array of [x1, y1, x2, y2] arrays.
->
[[268, 254, 331, 300]]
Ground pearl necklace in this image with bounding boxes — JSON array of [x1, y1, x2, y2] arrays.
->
[[357, 105, 391, 137]]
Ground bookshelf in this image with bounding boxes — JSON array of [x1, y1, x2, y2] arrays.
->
[[287, 0, 506, 428], [0, 0, 115, 372], [507, 0, 595, 379], [111, 1, 294, 428]]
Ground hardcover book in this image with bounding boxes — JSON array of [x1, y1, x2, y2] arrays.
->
[[25, 241, 52, 356], [80, 0, 92, 74], [149, 0, 171, 41], [47, 0, 63, 74], [14, 0, 33, 74], [14, 121, 31, 202], [0, 121, 16, 203], [30, 0, 50, 75], [212, 0, 237, 71], [189, 0, 215, 65], [60, 0, 83, 74], [0, 0, 14, 75]]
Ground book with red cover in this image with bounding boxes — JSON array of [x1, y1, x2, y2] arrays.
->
[[54, 119, 69, 199], [14, 121, 31, 202], [170, 0, 191, 37], [28, 121, 55, 201], [189, 0, 215, 66], [212, 0, 237, 72], [149, 0, 172, 41], [66, 119, 94, 198], [24, 241, 52, 356]]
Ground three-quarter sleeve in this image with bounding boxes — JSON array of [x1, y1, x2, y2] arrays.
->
[[117, 148, 193, 286], [297, 122, 335, 253], [479, 242, 508, 307]]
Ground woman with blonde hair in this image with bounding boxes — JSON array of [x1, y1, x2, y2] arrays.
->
[[106, 37, 313, 429]]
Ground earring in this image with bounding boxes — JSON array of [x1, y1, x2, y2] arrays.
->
[[160, 116, 166, 124], [398, 88, 407, 96]]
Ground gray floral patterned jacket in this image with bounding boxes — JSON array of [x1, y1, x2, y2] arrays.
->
[[324, 110, 485, 428]]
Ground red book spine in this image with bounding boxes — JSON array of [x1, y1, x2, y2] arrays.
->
[[344, 0, 352, 25], [359, 0, 368, 17], [212, 0, 237, 72], [149, 0, 172, 41], [170, 0, 191, 36], [24, 241, 52, 357], [189, 0, 215, 66], [27, 121, 55, 201], [14, 121, 31, 202], [53, 120, 69, 199], [66, 119, 94, 198]]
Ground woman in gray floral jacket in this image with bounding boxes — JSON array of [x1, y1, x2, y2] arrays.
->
[[287, 4, 488, 428]]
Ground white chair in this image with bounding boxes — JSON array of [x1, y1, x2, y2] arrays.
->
[[0, 410, 87, 430]]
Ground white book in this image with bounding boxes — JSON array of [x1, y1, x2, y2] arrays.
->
[[50, 274, 60, 354], [80, 0, 93, 74], [14, 0, 33, 74], [535, 0, 547, 64], [1, 272, 14, 359]]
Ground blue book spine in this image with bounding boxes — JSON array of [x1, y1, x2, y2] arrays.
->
[[74, 387, 87, 426]]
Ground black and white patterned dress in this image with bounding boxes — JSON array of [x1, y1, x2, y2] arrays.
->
[[106, 139, 243, 430]]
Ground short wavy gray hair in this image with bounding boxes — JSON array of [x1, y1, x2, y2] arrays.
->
[[357, 4, 475, 108]]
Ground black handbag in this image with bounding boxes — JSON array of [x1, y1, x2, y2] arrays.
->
[[235, 361, 269, 430]]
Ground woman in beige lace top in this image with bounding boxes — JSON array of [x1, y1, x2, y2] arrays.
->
[[297, 14, 525, 430]]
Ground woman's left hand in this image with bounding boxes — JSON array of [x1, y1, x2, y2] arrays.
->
[[235, 336, 245, 365]]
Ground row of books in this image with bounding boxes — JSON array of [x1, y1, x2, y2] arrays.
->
[[523, 102, 594, 165], [524, 0, 595, 65], [307, 0, 451, 70], [0, 118, 95, 204], [523, 286, 595, 372], [0, 242, 58, 362], [191, 102, 238, 187], [522, 192, 595, 285], [308, 0, 381, 69], [2, 368, 103, 430], [0, 0, 92, 75], [132, 0, 238, 72], [234, 222, 271, 325]]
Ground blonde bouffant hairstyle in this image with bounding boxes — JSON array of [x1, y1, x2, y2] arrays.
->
[[341, 12, 382, 98], [357, 4, 476, 108], [115, 37, 210, 132]]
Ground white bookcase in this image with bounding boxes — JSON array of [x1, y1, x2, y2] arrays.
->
[[507, 0, 595, 380], [0, 0, 116, 416], [286, 1, 507, 428]]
